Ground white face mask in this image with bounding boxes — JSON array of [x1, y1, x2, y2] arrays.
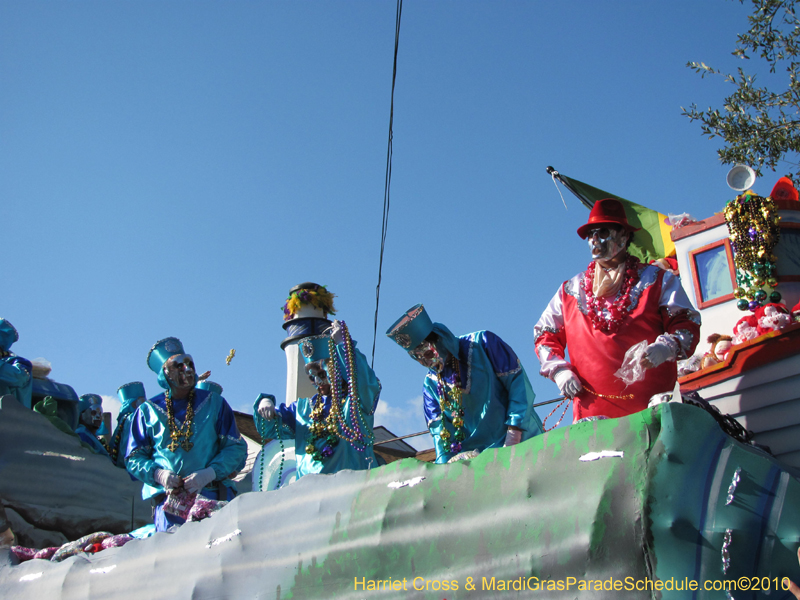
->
[[81, 406, 103, 429], [410, 341, 445, 373], [164, 354, 197, 390], [305, 361, 332, 395], [587, 226, 628, 262]]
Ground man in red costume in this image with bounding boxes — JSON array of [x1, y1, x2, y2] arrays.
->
[[534, 199, 701, 422]]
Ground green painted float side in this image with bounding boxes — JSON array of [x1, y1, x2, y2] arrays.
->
[[283, 411, 657, 599], [3, 403, 799, 599], [282, 404, 800, 599]]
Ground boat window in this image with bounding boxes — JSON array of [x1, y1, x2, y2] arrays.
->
[[775, 227, 800, 277], [689, 239, 736, 309]]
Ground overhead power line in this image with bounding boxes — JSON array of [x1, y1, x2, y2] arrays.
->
[[371, 0, 403, 368]]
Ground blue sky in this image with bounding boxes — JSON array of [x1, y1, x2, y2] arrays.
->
[[2, 0, 779, 448]]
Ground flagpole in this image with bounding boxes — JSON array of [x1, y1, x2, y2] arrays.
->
[[546, 166, 594, 210]]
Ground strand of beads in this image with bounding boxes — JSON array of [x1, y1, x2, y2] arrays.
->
[[582, 255, 641, 333], [109, 415, 129, 464], [258, 418, 267, 492], [257, 412, 285, 491], [165, 389, 195, 452], [725, 193, 781, 311], [305, 391, 339, 462], [327, 322, 374, 452], [542, 398, 571, 432], [437, 355, 467, 454], [341, 321, 374, 451], [582, 382, 634, 401]]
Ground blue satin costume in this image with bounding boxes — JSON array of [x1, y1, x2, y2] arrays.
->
[[0, 319, 32, 409], [75, 395, 110, 456], [254, 341, 380, 479], [75, 425, 110, 455], [0, 355, 32, 408], [110, 411, 136, 468], [110, 382, 146, 469], [127, 388, 247, 531], [423, 327, 543, 463]]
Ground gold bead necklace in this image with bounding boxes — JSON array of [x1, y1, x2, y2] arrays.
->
[[165, 389, 195, 452]]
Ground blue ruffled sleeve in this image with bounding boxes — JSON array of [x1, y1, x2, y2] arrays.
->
[[422, 375, 441, 425], [75, 425, 110, 456], [125, 406, 159, 486], [0, 356, 31, 388], [422, 374, 449, 464], [478, 331, 541, 432], [331, 340, 381, 414], [252, 393, 297, 440], [208, 398, 248, 478]]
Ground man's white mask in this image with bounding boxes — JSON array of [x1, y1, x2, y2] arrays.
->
[[587, 226, 628, 262]]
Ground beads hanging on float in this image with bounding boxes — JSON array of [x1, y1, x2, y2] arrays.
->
[[327, 323, 373, 452], [305, 391, 340, 461], [258, 408, 285, 492], [165, 389, 195, 452], [304, 321, 373, 463], [436, 355, 467, 454], [724, 193, 781, 311], [582, 255, 641, 333]]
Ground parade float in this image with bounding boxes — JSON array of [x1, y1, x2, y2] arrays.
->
[[671, 171, 800, 472], [3, 172, 800, 599]]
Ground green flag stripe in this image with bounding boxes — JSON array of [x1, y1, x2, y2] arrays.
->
[[557, 173, 674, 262]]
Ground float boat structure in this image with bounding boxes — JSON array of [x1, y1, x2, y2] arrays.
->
[[673, 199, 800, 472], [3, 201, 800, 598], [2, 394, 800, 599]]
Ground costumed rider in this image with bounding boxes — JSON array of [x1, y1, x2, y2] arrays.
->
[[109, 382, 147, 469], [0, 318, 32, 409], [126, 337, 247, 532], [386, 304, 543, 464], [75, 394, 110, 456], [254, 320, 381, 478], [533, 198, 701, 422]]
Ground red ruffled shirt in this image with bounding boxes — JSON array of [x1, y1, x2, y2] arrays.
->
[[534, 262, 701, 421]]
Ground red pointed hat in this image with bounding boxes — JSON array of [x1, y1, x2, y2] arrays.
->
[[577, 198, 641, 239], [770, 177, 799, 202]]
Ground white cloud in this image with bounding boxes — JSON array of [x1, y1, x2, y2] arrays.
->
[[374, 395, 431, 451]]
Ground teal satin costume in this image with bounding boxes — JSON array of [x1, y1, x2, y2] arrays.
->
[[111, 411, 136, 468], [0, 318, 32, 409], [75, 424, 110, 455], [423, 327, 543, 463], [126, 388, 247, 501], [0, 354, 32, 409], [111, 382, 146, 469], [253, 341, 380, 479], [75, 394, 109, 456]]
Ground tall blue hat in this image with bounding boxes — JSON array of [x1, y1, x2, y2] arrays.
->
[[0, 318, 20, 352], [117, 382, 146, 409], [386, 304, 434, 352], [197, 380, 223, 395], [147, 337, 185, 374], [299, 334, 331, 365], [78, 393, 103, 414]]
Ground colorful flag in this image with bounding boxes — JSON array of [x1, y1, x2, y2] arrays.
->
[[549, 169, 675, 263]]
